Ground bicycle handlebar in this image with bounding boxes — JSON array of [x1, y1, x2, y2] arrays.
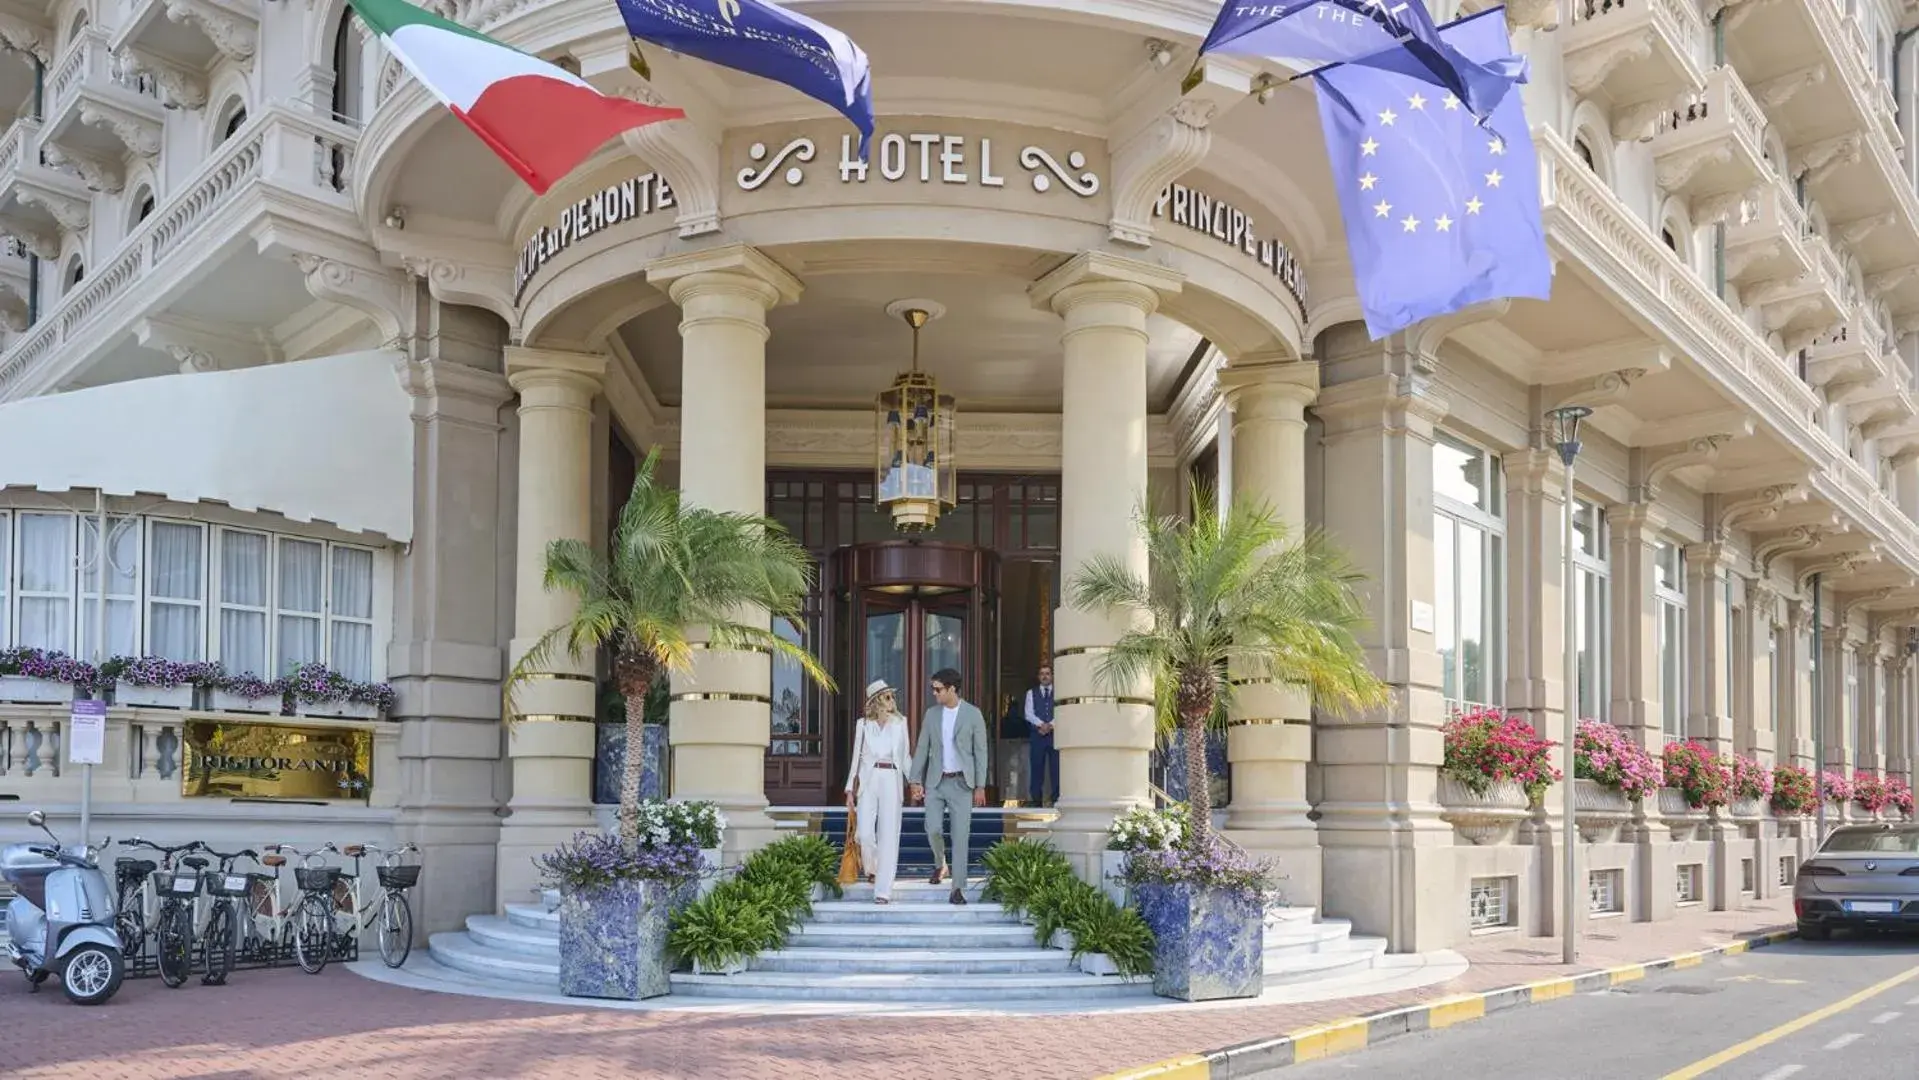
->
[[202, 847, 260, 869], [124, 838, 206, 862]]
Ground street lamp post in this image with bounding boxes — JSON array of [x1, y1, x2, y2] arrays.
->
[[1546, 405, 1592, 965]]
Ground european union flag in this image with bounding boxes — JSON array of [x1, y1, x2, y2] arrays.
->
[[615, 0, 873, 154], [1200, 0, 1520, 118], [1313, 7, 1549, 340]]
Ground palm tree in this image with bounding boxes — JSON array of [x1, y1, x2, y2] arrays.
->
[[1069, 490, 1386, 847], [506, 447, 833, 842]]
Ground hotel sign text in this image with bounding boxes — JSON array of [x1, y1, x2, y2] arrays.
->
[[737, 132, 1101, 197], [1154, 183, 1308, 309], [514, 173, 677, 303]]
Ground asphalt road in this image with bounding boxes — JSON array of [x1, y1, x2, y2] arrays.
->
[[1285, 937, 1919, 1079]]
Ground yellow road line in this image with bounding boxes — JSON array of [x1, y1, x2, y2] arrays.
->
[[1096, 1054, 1210, 1080], [1288, 1018, 1368, 1062], [1658, 964, 1919, 1080]]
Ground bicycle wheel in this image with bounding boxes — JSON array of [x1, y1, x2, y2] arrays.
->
[[113, 881, 146, 958], [377, 891, 412, 968], [293, 895, 332, 975], [156, 904, 193, 989], [201, 902, 236, 985]]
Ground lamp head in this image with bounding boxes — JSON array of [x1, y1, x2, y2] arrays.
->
[[1545, 405, 1593, 468]]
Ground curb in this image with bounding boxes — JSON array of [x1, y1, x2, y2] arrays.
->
[[1097, 927, 1797, 1079]]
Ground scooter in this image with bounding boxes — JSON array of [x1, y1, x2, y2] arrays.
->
[[2, 810, 124, 1005]]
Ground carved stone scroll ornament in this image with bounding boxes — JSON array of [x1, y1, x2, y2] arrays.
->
[[164, 0, 256, 64], [400, 256, 517, 331], [1793, 133, 1861, 186], [0, 14, 50, 65], [0, 281, 27, 332], [78, 104, 161, 158], [1107, 98, 1215, 248], [0, 213, 59, 260], [15, 187, 89, 233], [39, 142, 124, 193], [118, 49, 208, 110], [1565, 37, 1652, 97], [618, 89, 721, 239], [1753, 64, 1827, 109], [1715, 483, 1802, 539], [291, 253, 407, 347], [1634, 433, 1734, 502]]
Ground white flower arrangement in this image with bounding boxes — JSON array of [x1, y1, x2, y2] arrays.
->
[[624, 799, 727, 849], [1107, 803, 1188, 853]]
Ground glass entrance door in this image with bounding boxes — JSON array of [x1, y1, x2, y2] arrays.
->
[[856, 592, 968, 752]]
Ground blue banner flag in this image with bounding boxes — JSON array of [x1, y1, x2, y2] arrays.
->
[[1312, 8, 1549, 339], [1200, 0, 1518, 118], [615, 0, 873, 154]]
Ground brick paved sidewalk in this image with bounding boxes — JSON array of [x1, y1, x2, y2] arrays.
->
[[3, 897, 1792, 1080]]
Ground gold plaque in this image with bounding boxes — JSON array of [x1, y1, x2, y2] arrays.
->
[[181, 718, 373, 801]]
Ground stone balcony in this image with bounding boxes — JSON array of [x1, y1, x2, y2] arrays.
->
[[1647, 66, 1770, 224], [0, 117, 91, 260], [0, 105, 359, 400], [1804, 309, 1890, 392], [109, 0, 257, 112], [40, 26, 162, 192], [1562, 0, 1708, 137], [1724, 179, 1812, 288], [1747, 231, 1848, 342]]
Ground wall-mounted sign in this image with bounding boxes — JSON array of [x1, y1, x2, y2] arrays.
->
[[514, 172, 677, 303], [181, 718, 372, 802], [737, 132, 1102, 197], [1154, 182, 1308, 309]]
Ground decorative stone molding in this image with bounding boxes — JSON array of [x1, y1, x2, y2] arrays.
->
[[1393, 298, 1510, 375], [39, 142, 123, 193], [1541, 367, 1648, 414], [1749, 579, 1781, 621], [618, 89, 721, 240], [1692, 188, 1751, 229], [15, 188, 89, 233], [1793, 133, 1861, 185], [1715, 484, 1803, 539], [0, 281, 27, 332], [1756, 526, 1834, 579], [1753, 64, 1827, 109], [0, 14, 51, 65], [1867, 267, 1918, 300], [77, 102, 161, 158], [401, 256, 517, 331], [1655, 143, 1733, 193], [0, 213, 58, 260], [1502, 0, 1560, 31], [1566, 37, 1652, 97], [291, 253, 409, 347], [1839, 587, 1898, 625], [1718, 0, 1780, 31], [117, 49, 207, 110], [1107, 98, 1216, 247], [1837, 211, 1894, 246], [1725, 239, 1784, 283], [1796, 546, 1883, 593], [1635, 433, 1735, 501], [164, 0, 256, 64], [1611, 101, 1669, 142]]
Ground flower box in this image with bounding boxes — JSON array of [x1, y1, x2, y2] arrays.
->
[[114, 681, 194, 710], [1049, 928, 1076, 952], [297, 700, 380, 720], [1100, 849, 1130, 908], [209, 689, 281, 715], [692, 955, 749, 976], [1134, 881, 1263, 1001], [1436, 775, 1530, 845], [1079, 951, 1120, 976], [1573, 779, 1631, 844], [0, 676, 74, 705], [556, 879, 672, 1000], [1730, 796, 1764, 819], [1657, 787, 1706, 841]]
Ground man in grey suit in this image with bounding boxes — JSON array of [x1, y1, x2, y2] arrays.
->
[[908, 666, 990, 904]]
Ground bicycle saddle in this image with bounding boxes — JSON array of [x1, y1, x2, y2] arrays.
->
[[341, 844, 366, 857], [181, 856, 209, 870], [116, 857, 157, 874], [260, 854, 286, 868]]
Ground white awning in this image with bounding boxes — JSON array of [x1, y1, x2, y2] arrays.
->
[[0, 351, 415, 542]]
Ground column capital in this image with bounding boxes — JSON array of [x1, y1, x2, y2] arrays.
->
[[1682, 540, 1736, 572], [646, 243, 803, 309], [1312, 372, 1448, 437], [505, 346, 607, 397], [1029, 251, 1183, 316], [1218, 359, 1318, 414]]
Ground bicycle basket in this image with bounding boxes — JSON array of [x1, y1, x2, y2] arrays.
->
[[115, 858, 156, 885], [158, 869, 200, 897], [295, 867, 340, 892], [203, 870, 252, 898], [376, 864, 421, 890]]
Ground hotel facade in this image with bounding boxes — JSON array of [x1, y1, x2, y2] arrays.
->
[[0, 0, 1914, 952]]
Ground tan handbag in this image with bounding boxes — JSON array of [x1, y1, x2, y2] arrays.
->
[[838, 721, 867, 885]]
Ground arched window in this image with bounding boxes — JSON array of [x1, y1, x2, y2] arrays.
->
[[64, 257, 83, 288], [1574, 137, 1596, 171], [331, 11, 363, 123], [220, 103, 246, 142], [1661, 227, 1678, 251], [65, 10, 87, 49], [131, 187, 154, 228]]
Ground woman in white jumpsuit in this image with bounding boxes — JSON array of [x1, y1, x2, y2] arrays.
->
[[846, 679, 910, 903]]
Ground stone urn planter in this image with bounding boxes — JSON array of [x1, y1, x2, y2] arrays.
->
[[113, 681, 194, 710], [1134, 882, 1263, 1002], [1573, 779, 1631, 843], [556, 879, 673, 1000], [1437, 775, 1531, 845], [1730, 796, 1764, 820], [1657, 788, 1707, 841], [1079, 951, 1121, 976], [0, 676, 75, 705], [1100, 849, 1130, 908]]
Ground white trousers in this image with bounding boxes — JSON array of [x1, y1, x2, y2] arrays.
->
[[856, 767, 904, 899]]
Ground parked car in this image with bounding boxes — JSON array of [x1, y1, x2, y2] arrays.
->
[[1794, 823, 1919, 939]]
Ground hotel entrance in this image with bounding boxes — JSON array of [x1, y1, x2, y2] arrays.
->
[[763, 472, 1060, 806]]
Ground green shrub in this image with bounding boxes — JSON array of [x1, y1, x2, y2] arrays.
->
[[669, 835, 840, 971], [1068, 899, 1155, 977], [979, 838, 1075, 917], [668, 884, 777, 970], [980, 838, 1156, 977], [755, 833, 843, 898]]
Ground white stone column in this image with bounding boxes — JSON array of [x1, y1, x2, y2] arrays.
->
[[1609, 505, 1663, 755], [1029, 251, 1182, 878], [1741, 584, 1779, 762], [1501, 450, 1568, 739], [1216, 359, 1321, 902], [497, 346, 606, 908], [646, 244, 801, 858], [1685, 543, 1734, 755], [1895, 455, 1919, 520], [1785, 599, 1816, 769]]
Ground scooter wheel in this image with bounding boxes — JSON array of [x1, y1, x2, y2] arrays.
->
[[60, 944, 124, 1006]]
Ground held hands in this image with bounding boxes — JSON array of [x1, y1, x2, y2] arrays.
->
[[973, 788, 987, 808], [908, 783, 924, 804]]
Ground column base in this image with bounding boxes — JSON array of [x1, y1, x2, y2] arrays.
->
[[395, 808, 502, 935], [1317, 812, 1460, 952], [495, 805, 597, 912]]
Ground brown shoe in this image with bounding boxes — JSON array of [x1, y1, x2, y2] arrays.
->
[[949, 888, 967, 905], [930, 866, 946, 886]]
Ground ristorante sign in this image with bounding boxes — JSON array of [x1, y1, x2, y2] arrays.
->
[[181, 718, 373, 802]]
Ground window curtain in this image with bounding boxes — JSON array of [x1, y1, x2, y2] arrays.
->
[[329, 546, 373, 680], [278, 538, 324, 674], [219, 531, 269, 675], [80, 516, 139, 658], [147, 522, 204, 661], [0, 512, 10, 646], [16, 513, 73, 651]]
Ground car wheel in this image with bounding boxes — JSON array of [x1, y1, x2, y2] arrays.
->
[[1798, 923, 1831, 941]]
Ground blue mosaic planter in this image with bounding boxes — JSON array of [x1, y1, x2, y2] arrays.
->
[[556, 879, 673, 1000], [1134, 881, 1263, 1002], [594, 723, 669, 805]]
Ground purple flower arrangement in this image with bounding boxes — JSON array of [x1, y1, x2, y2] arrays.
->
[[1119, 835, 1280, 902], [536, 831, 705, 892], [0, 648, 395, 714], [99, 656, 221, 689], [285, 662, 398, 713], [216, 672, 284, 701], [0, 647, 99, 688]]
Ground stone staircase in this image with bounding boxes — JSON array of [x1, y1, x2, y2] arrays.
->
[[421, 880, 1392, 1004]]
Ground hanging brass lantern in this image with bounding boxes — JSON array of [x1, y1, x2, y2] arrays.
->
[[875, 302, 956, 532]]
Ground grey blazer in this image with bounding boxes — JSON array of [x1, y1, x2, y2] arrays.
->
[[909, 701, 990, 790]]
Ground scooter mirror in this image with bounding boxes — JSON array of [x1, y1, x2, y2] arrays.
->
[[25, 810, 44, 828]]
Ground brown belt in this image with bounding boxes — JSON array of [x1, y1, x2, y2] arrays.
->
[[942, 771, 965, 777], [873, 762, 896, 770]]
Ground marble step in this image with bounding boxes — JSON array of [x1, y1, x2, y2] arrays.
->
[[670, 969, 1152, 1002], [786, 921, 1039, 950], [466, 914, 558, 957], [1264, 937, 1389, 985], [753, 946, 1074, 975], [429, 931, 559, 986], [1261, 919, 1362, 958], [505, 902, 560, 933], [837, 881, 987, 903], [809, 899, 1020, 925]]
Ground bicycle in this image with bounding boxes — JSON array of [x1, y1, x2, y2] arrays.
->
[[242, 849, 298, 968], [117, 838, 208, 988], [281, 844, 343, 974], [196, 847, 258, 985], [330, 842, 420, 969]]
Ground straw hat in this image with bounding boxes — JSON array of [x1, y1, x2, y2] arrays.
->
[[863, 679, 895, 704]]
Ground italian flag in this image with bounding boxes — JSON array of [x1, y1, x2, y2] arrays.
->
[[348, 0, 684, 194]]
